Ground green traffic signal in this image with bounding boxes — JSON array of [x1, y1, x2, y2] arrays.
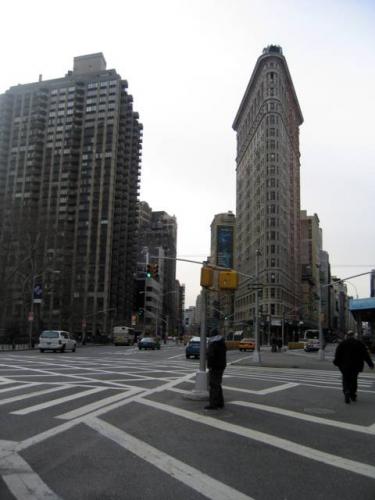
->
[[146, 264, 152, 278]]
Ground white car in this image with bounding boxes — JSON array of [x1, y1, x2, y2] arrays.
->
[[39, 330, 77, 353], [304, 338, 320, 352]]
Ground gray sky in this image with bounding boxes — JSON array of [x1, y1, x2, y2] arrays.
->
[[1, 0, 374, 306]]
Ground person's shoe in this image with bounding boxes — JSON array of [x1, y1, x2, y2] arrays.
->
[[217, 404, 224, 408], [350, 394, 357, 402], [204, 405, 218, 410], [345, 394, 351, 404]]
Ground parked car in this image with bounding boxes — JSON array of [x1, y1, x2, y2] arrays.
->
[[138, 337, 160, 350], [239, 338, 255, 352], [186, 336, 201, 359], [39, 330, 77, 353]]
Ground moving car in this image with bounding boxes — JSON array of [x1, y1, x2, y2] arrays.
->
[[113, 326, 134, 346], [39, 330, 77, 353], [304, 338, 320, 352], [138, 337, 160, 350], [186, 336, 201, 359], [239, 338, 255, 352]]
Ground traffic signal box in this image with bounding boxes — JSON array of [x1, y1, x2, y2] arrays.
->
[[146, 263, 159, 279], [153, 264, 159, 280], [200, 266, 238, 290], [200, 266, 214, 287], [219, 270, 239, 290]]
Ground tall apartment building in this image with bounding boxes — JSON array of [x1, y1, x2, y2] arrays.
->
[[0, 53, 142, 338], [232, 45, 303, 334]]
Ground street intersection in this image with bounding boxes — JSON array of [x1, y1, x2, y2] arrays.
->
[[0, 344, 374, 499]]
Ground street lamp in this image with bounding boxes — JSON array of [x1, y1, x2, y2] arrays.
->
[[155, 290, 178, 342], [28, 269, 60, 348]]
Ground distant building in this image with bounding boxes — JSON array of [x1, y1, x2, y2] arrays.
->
[[207, 211, 236, 336], [135, 202, 178, 336], [183, 306, 198, 336], [232, 45, 303, 336], [300, 211, 322, 330], [0, 53, 142, 338]]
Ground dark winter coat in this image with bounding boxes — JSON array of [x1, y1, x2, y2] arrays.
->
[[333, 338, 374, 372], [207, 335, 227, 370]]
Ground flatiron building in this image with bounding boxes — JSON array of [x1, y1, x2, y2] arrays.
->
[[233, 45, 303, 331]]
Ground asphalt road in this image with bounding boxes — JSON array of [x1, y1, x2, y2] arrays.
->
[[0, 343, 374, 499]]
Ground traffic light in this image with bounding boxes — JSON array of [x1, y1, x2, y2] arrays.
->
[[153, 264, 159, 280], [200, 266, 214, 287], [146, 264, 152, 278]]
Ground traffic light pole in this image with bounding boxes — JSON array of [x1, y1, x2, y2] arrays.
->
[[186, 285, 209, 400], [143, 250, 149, 336]]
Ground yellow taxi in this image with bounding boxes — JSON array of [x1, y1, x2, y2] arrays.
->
[[239, 338, 255, 351]]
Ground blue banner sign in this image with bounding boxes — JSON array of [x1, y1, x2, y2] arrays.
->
[[216, 226, 233, 268]]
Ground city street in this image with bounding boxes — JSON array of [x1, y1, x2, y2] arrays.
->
[[0, 344, 374, 499]]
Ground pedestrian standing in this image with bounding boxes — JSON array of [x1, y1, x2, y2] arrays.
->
[[333, 331, 374, 403], [205, 328, 227, 410]]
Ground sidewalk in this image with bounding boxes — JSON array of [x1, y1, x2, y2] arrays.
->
[[230, 345, 375, 372]]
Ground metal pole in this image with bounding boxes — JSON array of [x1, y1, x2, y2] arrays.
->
[[253, 250, 261, 363], [28, 275, 36, 349], [143, 250, 149, 336], [187, 286, 209, 399], [318, 288, 325, 360]]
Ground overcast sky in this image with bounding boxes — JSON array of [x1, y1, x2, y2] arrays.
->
[[1, 0, 374, 306]]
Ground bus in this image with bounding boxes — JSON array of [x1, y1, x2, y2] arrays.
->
[[113, 326, 135, 346]]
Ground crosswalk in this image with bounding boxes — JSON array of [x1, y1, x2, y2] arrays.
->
[[1, 351, 375, 499], [0, 354, 374, 420]]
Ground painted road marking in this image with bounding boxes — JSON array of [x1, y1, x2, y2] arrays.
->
[[0, 440, 60, 500], [86, 417, 253, 500], [0, 383, 38, 394], [0, 385, 71, 407], [11, 387, 107, 415], [230, 400, 375, 435], [137, 398, 375, 480], [58, 387, 143, 420]]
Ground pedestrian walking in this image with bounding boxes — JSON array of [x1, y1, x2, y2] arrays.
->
[[205, 328, 227, 410], [271, 336, 277, 352], [277, 337, 282, 352], [333, 331, 374, 404]]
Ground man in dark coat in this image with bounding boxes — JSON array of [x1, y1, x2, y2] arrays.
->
[[333, 331, 374, 403], [205, 329, 227, 410]]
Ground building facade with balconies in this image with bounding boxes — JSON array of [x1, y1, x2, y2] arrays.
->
[[0, 53, 142, 339]]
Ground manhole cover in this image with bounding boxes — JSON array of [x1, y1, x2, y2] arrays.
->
[[304, 408, 335, 415]]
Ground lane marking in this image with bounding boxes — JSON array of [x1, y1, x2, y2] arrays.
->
[[224, 382, 299, 395], [137, 398, 375, 480], [58, 387, 143, 420], [167, 354, 185, 359], [86, 417, 253, 500], [11, 387, 107, 415], [230, 401, 375, 435], [0, 383, 39, 394], [0, 362, 136, 389], [184, 379, 299, 395], [0, 385, 71, 407]]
